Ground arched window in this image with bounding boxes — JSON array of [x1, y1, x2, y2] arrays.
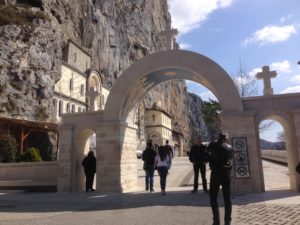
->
[[66, 103, 70, 112], [53, 98, 57, 114], [69, 79, 73, 91], [59, 100, 63, 116], [71, 104, 75, 113], [80, 84, 84, 96]]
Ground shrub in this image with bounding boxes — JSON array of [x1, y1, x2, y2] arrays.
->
[[0, 134, 18, 162], [21, 147, 41, 162], [0, 5, 48, 26]]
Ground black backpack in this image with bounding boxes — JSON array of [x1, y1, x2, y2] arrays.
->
[[296, 163, 300, 174], [208, 142, 232, 170]]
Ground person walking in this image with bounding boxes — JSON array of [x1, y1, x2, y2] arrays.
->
[[164, 140, 173, 169], [155, 146, 171, 195], [189, 136, 208, 193], [82, 151, 96, 192], [208, 132, 233, 225], [142, 140, 157, 192]]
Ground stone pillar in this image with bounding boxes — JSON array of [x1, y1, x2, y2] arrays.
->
[[221, 112, 264, 193], [57, 125, 74, 192], [292, 110, 300, 192], [96, 122, 138, 192]]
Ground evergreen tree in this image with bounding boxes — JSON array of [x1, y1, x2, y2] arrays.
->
[[201, 99, 222, 141]]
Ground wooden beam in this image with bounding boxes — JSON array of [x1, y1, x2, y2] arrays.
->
[[19, 129, 31, 154], [20, 128, 24, 154]]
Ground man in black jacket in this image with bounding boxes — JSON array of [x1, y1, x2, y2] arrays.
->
[[82, 151, 96, 192], [189, 136, 208, 193], [142, 140, 157, 192], [208, 132, 233, 225]]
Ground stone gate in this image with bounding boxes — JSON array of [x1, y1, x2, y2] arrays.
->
[[58, 50, 300, 193]]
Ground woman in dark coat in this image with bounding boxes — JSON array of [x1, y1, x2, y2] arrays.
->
[[82, 151, 96, 192]]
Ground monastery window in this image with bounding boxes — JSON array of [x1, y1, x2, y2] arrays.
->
[[86, 61, 88, 70], [80, 84, 84, 96], [78, 107, 82, 112], [71, 104, 75, 113], [59, 100, 63, 116], [66, 103, 70, 112], [53, 98, 57, 114], [69, 79, 73, 91], [74, 52, 77, 63]]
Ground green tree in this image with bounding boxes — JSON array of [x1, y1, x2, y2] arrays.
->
[[21, 147, 41, 162], [0, 134, 18, 162], [201, 99, 222, 141]]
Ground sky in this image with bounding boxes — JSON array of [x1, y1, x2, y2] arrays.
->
[[168, 0, 300, 141]]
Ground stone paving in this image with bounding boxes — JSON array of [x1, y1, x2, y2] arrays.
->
[[235, 204, 300, 225], [231, 160, 300, 225], [0, 158, 299, 225]]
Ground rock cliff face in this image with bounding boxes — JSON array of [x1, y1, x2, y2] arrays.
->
[[0, 22, 61, 121], [187, 93, 210, 143], [0, 0, 200, 150]]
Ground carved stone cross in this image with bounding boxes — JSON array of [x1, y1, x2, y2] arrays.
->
[[159, 24, 179, 50], [256, 66, 277, 96], [86, 87, 100, 111]]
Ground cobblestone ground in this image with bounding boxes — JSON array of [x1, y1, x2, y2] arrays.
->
[[233, 204, 300, 225]]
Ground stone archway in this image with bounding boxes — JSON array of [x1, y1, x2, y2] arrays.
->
[[58, 50, 300, 193], [255, 111, 299, 191], [242, 94, 300, 192], [104, 50, 243, 123], [98, 50, 248, 193]]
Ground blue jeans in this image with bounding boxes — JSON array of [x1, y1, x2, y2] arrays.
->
[[145, 165, 155, 190], [157, 166, 168, 191]]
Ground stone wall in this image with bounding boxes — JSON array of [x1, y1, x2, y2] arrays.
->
[[292, 110, 300, 191], [0, 161, 58, 188], [221, 112, 264, 193]]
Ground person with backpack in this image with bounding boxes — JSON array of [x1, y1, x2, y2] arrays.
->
[[142, 140, 156, 192], [155, 145, 171, 195], [189, 136, 209, 193], [208, 132, 233, 225]]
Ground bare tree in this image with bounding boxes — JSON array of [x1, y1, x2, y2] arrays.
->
[[277, 131, 285, 142], [233, 58, 257, 97], [259, 120, 276, 133]]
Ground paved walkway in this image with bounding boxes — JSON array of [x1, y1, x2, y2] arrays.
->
[[0, 158, 299, 225]]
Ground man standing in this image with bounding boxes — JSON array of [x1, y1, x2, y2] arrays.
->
[[189, 136, 208, 193], [208, 132, 233, 225], [82, 151, 96, 192], [142, 140, 157, 192], [164, 140, 174, 159]]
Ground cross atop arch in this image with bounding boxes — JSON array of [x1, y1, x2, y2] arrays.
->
[[159, 24, 179, 50], [256, 65, 277, 96]]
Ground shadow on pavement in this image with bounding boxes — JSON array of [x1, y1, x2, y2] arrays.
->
[[232, 188, 300, 205], [0, 190, 211, 213], [0, 188, 298, 214]]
